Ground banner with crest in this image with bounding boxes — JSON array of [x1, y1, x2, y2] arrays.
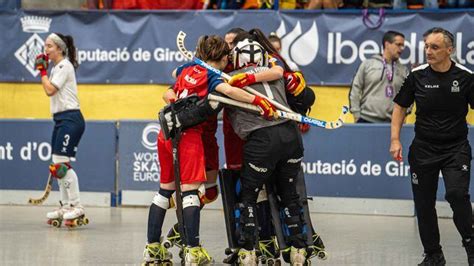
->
[[1, 10, 473, 85]]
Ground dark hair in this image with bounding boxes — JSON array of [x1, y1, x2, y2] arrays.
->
[[54, 33, 78, 69], [195, 35, 230, 62], [226, 27, 246, 35], [423, 27, 454, 48], [267, 33, 281, 45], [233, 28, 292, 72], [382, 31, 405, 49]]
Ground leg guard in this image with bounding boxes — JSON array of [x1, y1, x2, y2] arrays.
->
[[280, 202, 307, 248], [159, 95, 223, 140], [49, 163, 71, 179], [219, 169, 241, 250], [236, 202, 259, 251]]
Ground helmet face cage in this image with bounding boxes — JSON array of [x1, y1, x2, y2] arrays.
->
[[232, 39, 269, 69]]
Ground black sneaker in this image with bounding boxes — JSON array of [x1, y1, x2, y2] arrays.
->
[[463, 238, 474, 266], [418, 252, 446, 266]]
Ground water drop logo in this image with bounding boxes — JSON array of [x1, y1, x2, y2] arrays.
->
[[275, 20, 319, 67]]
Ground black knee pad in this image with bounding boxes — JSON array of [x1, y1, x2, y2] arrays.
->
[[281, 202, 307, 248], [445, 189, 469, 203], [236, 202, 258, 250]]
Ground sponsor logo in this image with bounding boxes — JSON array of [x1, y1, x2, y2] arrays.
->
[[424, 84, 439, 89], [462, 164, 469, 171], [287, 157, 303, 164], [411, 172, 418, 185], [451, 80, 460, 92], [275, 21, 474, 67], [15, 16, 52, 77], [141, 123, 161, 150], [275, 20, 319, 67], [184, 74, 197, 85], [248, 162, 268, 173]]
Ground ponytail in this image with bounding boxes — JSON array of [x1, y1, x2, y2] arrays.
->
[[55, 33, 78, 69], [248, 28, 291, 72]]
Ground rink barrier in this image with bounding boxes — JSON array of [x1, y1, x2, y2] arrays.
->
[[2, 119, 474, 217]]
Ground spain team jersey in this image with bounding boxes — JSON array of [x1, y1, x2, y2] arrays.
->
[[174, 62, 224, 99]]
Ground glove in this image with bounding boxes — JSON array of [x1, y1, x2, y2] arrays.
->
[[35, 54, 49, 77], [284, 71, 305, 96], [199, 184, 219, 206], [228, 73, 256, 88], [298, 123, 310, 134], [252, 95, 276, 120]]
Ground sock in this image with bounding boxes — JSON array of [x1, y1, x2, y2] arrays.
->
[[182, 190, 200, 247], [147, 188, 174, 243]]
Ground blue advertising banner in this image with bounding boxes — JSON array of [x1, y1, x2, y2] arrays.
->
[[302, 124, 474, 200], [117, 121, 161, 191], [1, 10, 473, 85], [0, 120, 116, 192]]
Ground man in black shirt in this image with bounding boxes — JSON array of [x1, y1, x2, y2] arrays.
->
[[390, 27, 474, 266]]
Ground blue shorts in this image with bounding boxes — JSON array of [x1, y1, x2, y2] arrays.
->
[[52, 110, 85, 158]]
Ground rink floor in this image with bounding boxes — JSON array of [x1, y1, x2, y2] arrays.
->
[[0, 205, 468, 265]]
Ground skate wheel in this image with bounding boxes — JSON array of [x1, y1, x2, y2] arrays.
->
[[162, 261, 172, 266], [52, 220, 61, 228], [267, 258, 275, 265], [83, 217, 89, 225], [225, 247, 233, 255], [317, 251, 328, 260], [163, 240, 172, 249], [275, 259, 282, 266]]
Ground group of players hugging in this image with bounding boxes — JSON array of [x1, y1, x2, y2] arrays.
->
[[142, 27, 327, 266]]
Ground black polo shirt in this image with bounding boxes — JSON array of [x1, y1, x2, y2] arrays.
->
[[394, 61, 474, 143]]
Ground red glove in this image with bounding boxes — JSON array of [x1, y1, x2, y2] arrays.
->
[[35, 54, 49, 77], [298, 123, 310, 133], [284, 71, 305, 96], [228, 73, 256, 88], [252, 95, 276, 120]]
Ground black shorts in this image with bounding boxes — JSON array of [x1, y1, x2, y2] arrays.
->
[[52, 110, 85, 158], [241, 121, 304, 187]]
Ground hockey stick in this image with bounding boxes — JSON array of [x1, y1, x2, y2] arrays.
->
[[208, 94, 349, 129], [170, 102, 187, 254], [28, 174, 53, 205], [176, 31, 295, 114]]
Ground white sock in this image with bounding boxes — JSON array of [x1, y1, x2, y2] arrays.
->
[[64, 168, 81, 207], [57, 178, 69, 206]]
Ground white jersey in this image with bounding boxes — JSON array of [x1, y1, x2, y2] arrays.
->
[[49, 59, 80, 114]]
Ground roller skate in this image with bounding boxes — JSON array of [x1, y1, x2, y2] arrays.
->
[[142, 241, 173, 266], [257, 238, 281, 265], [163, 223, 182, 249], [46, 204, 68, 228], [63, 206, 89, 228], [290, 246, 310, 266], [307, 233, 328, 260], [184, 245, 213, 265], [237, 248, 257, 266]]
